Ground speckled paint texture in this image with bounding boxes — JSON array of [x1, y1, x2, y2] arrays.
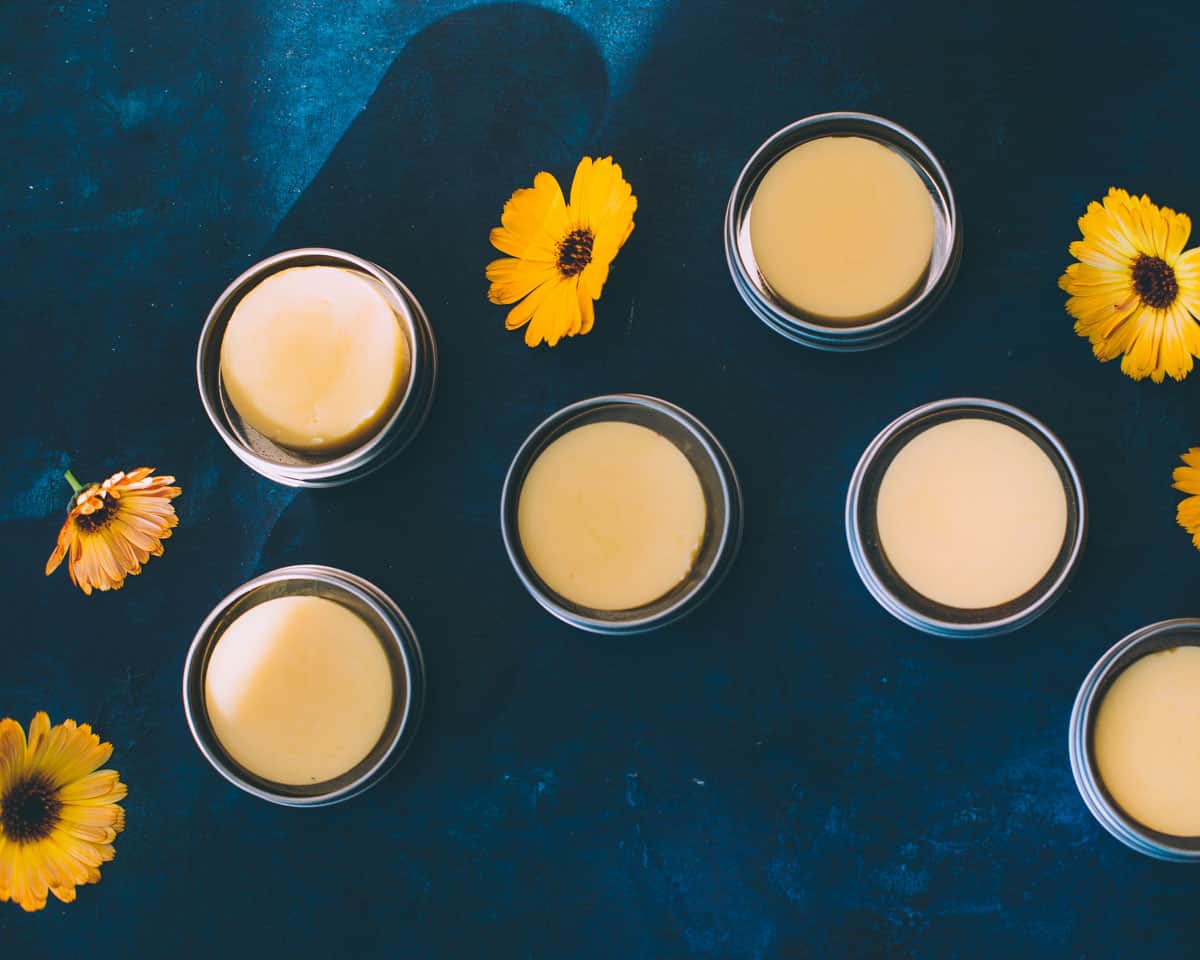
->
[[4, 1, 1200, 956]]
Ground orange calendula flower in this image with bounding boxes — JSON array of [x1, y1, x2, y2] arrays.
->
[[0, 712, 127, 912], [45, 467, 181, 595], [1173, 448, 1200, 549], [1059, 187, 1200, 383], [487, 156, 637, 347]]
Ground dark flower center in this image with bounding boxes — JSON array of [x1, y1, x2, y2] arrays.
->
[[74, 495, 116, 532], [556, 228, 594, 278], [1, 773, 62, 843], [1131, 254, 1179, 310]]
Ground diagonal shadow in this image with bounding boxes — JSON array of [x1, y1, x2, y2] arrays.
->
[[258, 3, 610, 740]]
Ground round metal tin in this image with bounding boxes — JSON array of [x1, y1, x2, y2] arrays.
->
[[197, 248, 438, 487], [725, 112, 961, 351], [183, 564, 425, 807], [500, 394, 743, 635], [1069, 619, 1200, 861], [846, 398, 1086, 637]]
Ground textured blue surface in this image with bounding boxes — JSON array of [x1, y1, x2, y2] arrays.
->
[[5, 1, 1200, 956]]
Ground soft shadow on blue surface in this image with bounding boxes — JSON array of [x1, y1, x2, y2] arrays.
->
[[6, 1, 1200, 958]]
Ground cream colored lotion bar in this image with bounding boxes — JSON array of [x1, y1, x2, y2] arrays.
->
[[1094, 645, 1200, 836], [220, 265, 410, 453], [749, 135, 935, 322], [204, 595, 392, 785], [517, 421, 706, 611], [875, 418, 1068, 609]]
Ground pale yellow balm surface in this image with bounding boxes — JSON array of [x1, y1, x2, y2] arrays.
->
[[1094, 646, 1200, 836], [876, 419, 1067, 609], [749, 135, 935, 321], [204, 595, 393, 785], [220, 265, 410, 452], [518, 421, 707, 611]]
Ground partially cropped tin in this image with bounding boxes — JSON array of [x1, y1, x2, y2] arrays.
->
[[501, 394, 742, 635], [846, 398, 1086, 637], [1070, 620, 1200, 861], [725, 112, 960, 350], [183, 565, 425, 806], [197, 248, 437, 487]]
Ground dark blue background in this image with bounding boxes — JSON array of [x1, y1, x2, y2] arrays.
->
[[4, 1, 1200, 956]]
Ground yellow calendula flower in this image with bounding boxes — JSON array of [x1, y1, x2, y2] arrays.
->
[[1173, 448, 1200, 548], [487, 156, 637, 347], [0, 712, 127, 912], [1059, 187, 1200, 383], [45, 466, 181, 595]]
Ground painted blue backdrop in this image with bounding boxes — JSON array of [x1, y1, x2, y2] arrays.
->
[[4, 1, 1200, 956]]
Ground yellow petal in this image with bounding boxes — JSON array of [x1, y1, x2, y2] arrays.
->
[[486, 257, 561, 305], [25, 712, 51, 762], [1165, 209, 1193, 262], [0, 718, 27, 792], [1178, 495, 1200, 534], [1172, 465, 1200, 495], [35, 720, 113, 788], [574, 156, 636, 255], [577, 284, 595, 336], [578, 259, 611, 302], [8, 842, 50, 911], [489, 171, 567, 261], [1174, 247, 1200, 320], [58, 769, 127, 805], [504, 278, 560, 336], [527, 279, 582, 348], [567, 155, 597, 229]]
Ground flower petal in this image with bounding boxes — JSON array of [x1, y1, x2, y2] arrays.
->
[[486, 257, 561, 305], [34, 720, 113, 788], [527, 278, 583, 348], [1172, 464, 1200, 495], [1175, 247, 1200, 319], [0, 718, 27, 792], [25, 712, 51, 762], [489, 171, 567, 261], [503, 278, 560, 336], [573, 156, 636, 256], [44, 510, 79, 576], [58, 769, 127, 806], [577, 284, 595, 336]]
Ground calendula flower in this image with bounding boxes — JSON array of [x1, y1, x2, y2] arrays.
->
[[1060, 187, 1200, 383], [0, 712, 127, 912], [487, 156, 636, 347], [45, 467, 181, 595], [1173, 448, 1200, 549]]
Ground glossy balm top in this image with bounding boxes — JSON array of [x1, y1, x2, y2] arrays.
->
[[749, 136, 934, 322], [517, 421, 706, 611], [220, 265, 410, 453], [204, 595, 392, 786], [1093, 645, 1200, 837], [875, 418, 1067, 609]]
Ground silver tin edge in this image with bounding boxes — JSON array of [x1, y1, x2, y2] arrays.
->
[[1068, 618, 1200, 861], [196, 249, 438, 488], [845, 397, 1087, 638], [500, 394, 743, 635], [182, 564, 425, 807], [724, 112, 961, 351]]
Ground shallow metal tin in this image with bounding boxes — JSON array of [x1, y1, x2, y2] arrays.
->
[[725, 112, 961, 351], [183, 564, 425, 807], [500, 394, 743, 635], [1069, 620, 1200, 861], [846, 398, 1086, 638], [197, 248, 438, 487]]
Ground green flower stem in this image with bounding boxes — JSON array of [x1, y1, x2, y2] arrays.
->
[[64, 470, 84, 495]]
